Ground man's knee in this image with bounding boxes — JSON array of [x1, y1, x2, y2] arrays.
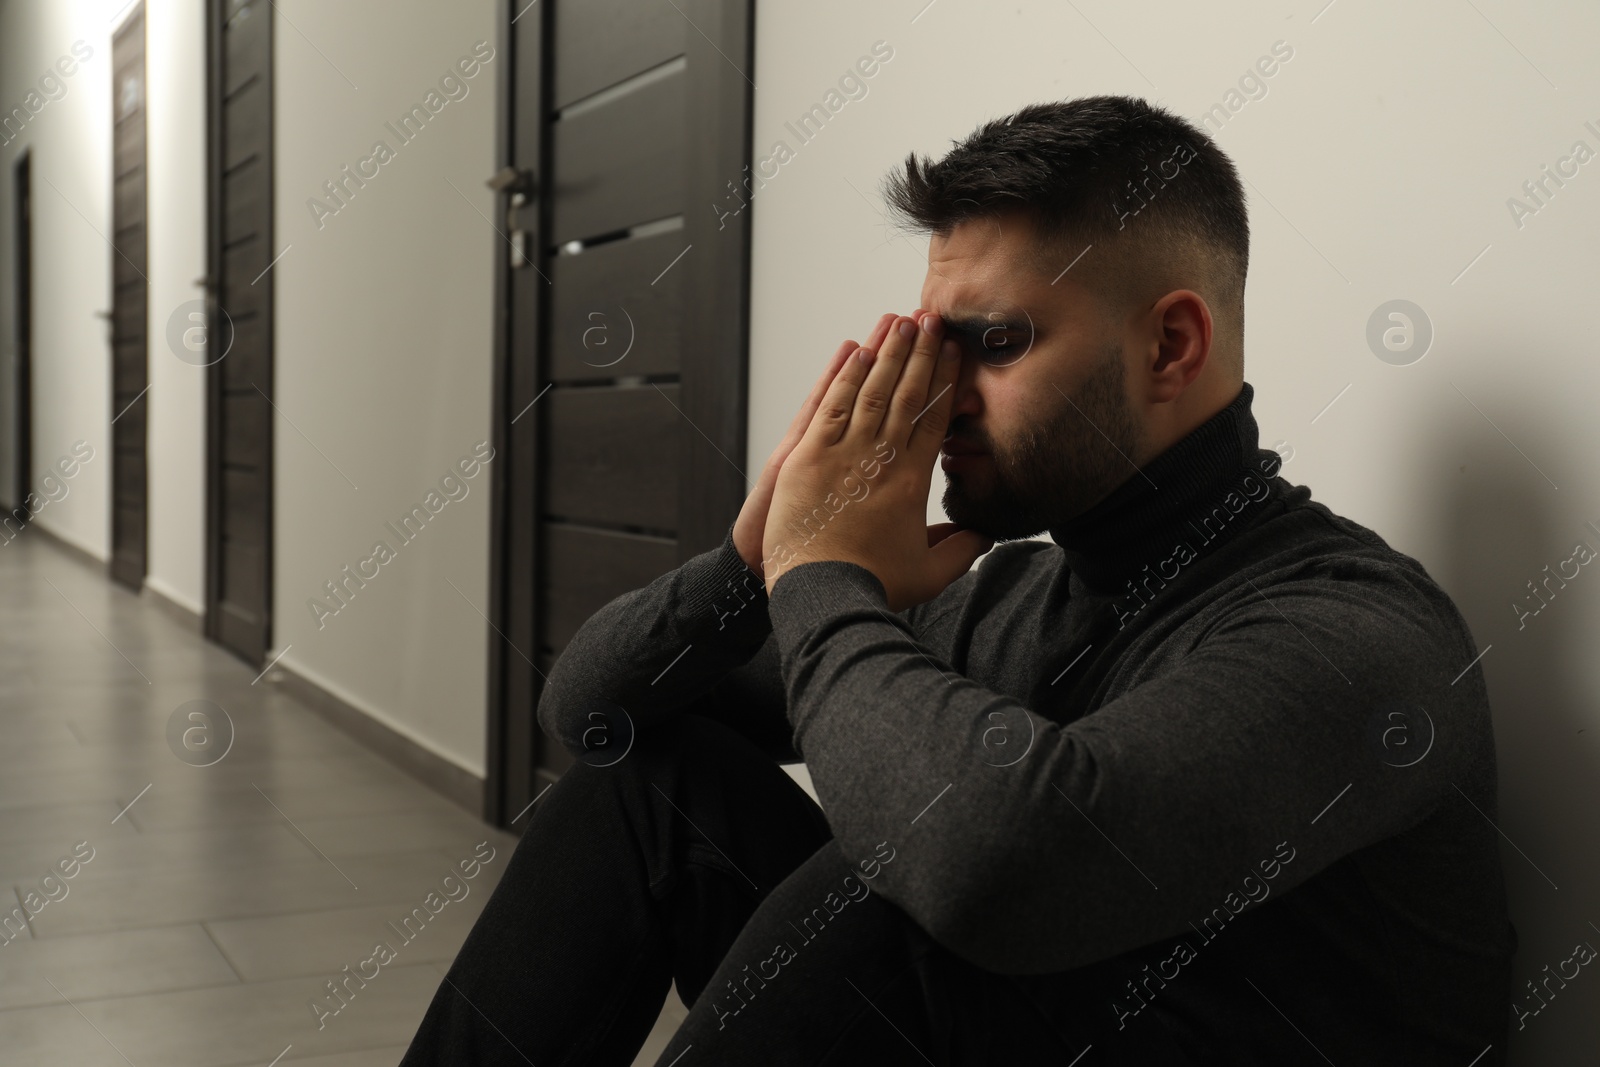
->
[[530, 711, 772, 830]]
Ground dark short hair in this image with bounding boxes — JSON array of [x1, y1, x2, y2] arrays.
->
[[882, 95, 1249, 369]]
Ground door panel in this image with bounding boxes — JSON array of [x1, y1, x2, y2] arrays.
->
[[205, 0, 274, 665], [483, 0, 755, 826], [217, 329, 265, 393], [222, 84, 268, 169], [547, 228, 684, 381], [219, 391, 268, 468], [222, 168, 264, 242], [542, 387, 680, 529], [548, 69, 686, 243], [112, 112, 145, 176], [109, 5, 148, 590], [551, 0, 684, 107]]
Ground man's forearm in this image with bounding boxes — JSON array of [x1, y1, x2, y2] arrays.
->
[[535, 522, 775, 757]]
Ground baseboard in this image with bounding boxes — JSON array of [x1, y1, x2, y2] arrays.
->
[[24, 520, 107, 573], [12, 512, 486, 821], [141, 578, 204, 634], [270, 662, 486, 820], [24, 520, 204, 635]]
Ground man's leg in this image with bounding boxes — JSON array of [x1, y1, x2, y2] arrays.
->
[[399, 711, 834, 1067], [652, 837, 1205, 1066]]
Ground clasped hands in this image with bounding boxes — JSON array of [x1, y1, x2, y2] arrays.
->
[[732, 310, 995, 613]]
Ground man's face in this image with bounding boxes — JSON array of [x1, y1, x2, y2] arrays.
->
[[920, 213, 1148, 542]]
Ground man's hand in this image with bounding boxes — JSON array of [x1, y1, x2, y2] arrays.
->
[[762, 311, 994, 612], [732, 314, 898, 573]]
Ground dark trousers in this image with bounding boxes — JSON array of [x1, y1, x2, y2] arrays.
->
[[398, 710, 1201, 1066]]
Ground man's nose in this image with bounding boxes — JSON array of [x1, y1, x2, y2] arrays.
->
[[949, 354, 983, 419]]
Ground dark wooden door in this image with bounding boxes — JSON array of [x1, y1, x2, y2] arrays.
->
[[109, 6, 148, 589], [483, 0, 756, 826], [203, 0, 274, 664], [11, 151, 30, 516]]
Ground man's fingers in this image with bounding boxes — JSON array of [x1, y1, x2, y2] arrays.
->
[[806, 340, 877, 448], [879, 311, 945, 449], [788, 311, 931, 455], [846, 314, 921, 445], [906, 332, 962, 456], [806, 338, 858, 417]]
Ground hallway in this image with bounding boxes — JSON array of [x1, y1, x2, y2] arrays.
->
[[0, 529, 684, 1065], [1, 0, 1596, 1061]]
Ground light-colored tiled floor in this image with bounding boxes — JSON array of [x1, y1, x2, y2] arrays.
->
[[0, 531, 688, 1065]]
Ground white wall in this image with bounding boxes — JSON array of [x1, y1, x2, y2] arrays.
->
[[747, 0, 1600, 1061], [143, 0, 206, 613], [270, 0, 497, 778]]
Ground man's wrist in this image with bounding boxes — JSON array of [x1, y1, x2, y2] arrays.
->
[[706, 523, 771, 634]]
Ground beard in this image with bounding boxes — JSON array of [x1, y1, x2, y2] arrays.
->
[[941, 340, 1145, 542]]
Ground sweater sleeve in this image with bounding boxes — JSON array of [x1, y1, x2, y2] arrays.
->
[[766, 555, 1485, 975], [536, 521, 782, 760]]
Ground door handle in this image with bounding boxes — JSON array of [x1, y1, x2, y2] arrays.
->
[[485, 166, 536, 197], [488, 167, 538, 269]]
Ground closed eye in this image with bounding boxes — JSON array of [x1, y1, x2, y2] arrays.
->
[[979, 328, 1029, 354], [970, 327, 1032, 365], [939, 316, 1036, 366]]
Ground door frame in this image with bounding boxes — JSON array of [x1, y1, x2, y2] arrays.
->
[[11, 150, 30, 516], [481, 0, 757, 827], [481, 0, 528, 827], [202, 0, 275, 662]]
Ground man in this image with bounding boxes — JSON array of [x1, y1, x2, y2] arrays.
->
[[401, 95, 1516, 1065]]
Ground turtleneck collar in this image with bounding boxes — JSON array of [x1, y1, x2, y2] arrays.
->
[[1048, 380, 1284, 596]]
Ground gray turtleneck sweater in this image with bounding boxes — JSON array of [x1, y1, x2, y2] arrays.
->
[[537, 381, 1518, 1064]]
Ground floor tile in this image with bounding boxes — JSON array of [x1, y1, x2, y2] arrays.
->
[[206, 895, 492, 981], [0, 530, 682, 1065], [0, 924, 239, 1010]]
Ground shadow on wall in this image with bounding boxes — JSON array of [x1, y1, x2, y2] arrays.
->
[[1426, 379, 1600, 1063]]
